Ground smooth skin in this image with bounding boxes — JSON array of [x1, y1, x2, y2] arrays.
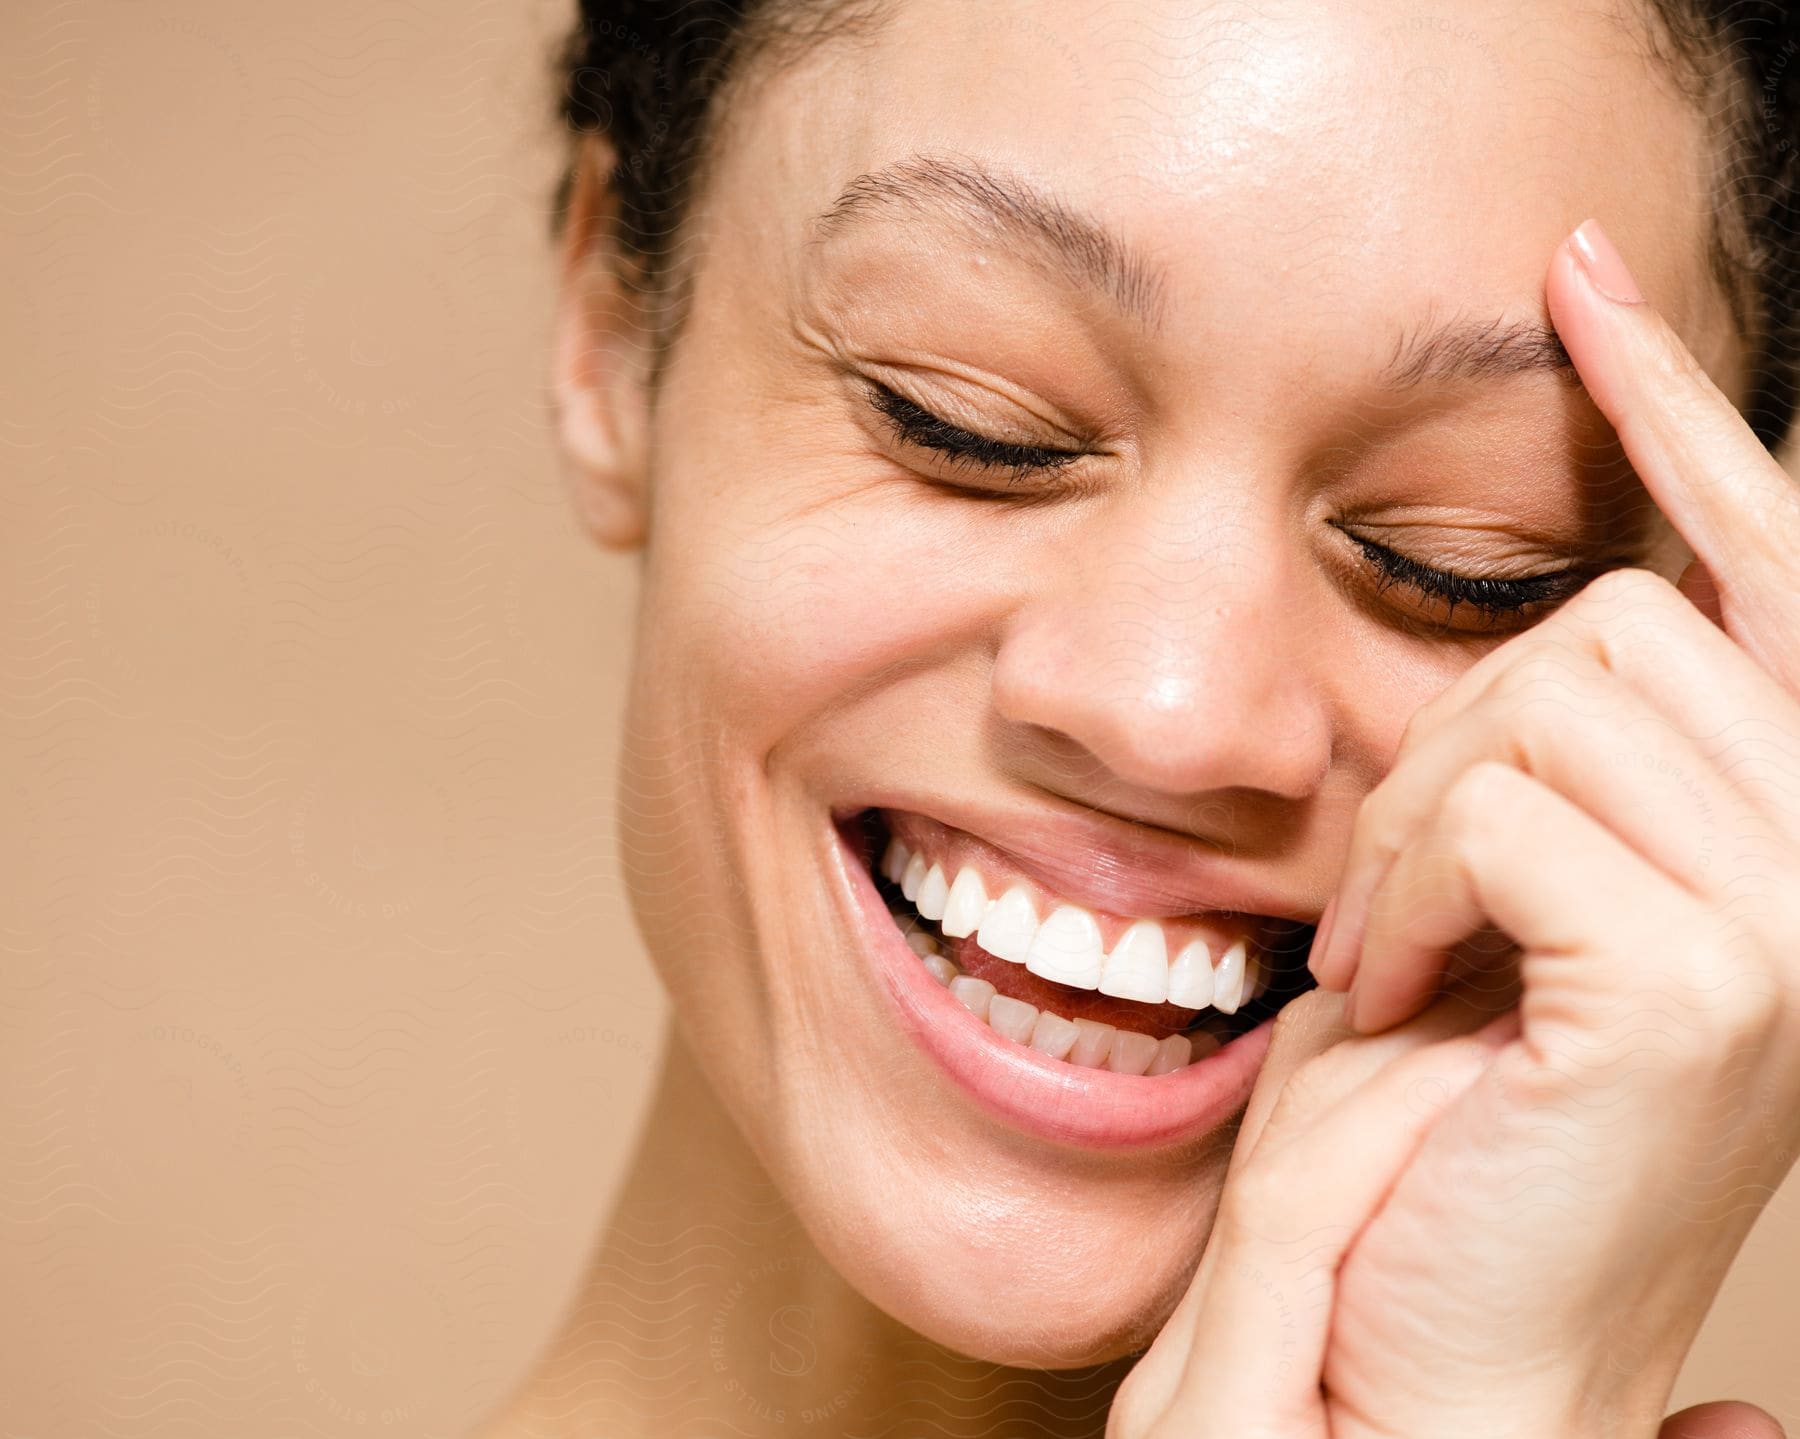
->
[[484, 0, 1799, 1433], [1109, 226, 1800, 1436]]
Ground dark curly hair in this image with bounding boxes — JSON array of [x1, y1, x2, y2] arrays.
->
[[554, 0, 1800, 452]]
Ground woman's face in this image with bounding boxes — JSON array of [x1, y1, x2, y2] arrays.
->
[[559, 0, 1747, 1366]]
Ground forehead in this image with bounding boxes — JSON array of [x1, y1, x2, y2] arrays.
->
[[709, 0, 1734, 378]]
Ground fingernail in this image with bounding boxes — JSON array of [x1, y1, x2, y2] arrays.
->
[[1306, 895, 1340, 982], [1568, 219, 1644, 306], [1317, 858, 1384, 987]]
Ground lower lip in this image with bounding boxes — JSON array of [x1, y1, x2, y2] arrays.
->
[[830, 820, 1277, 1151]]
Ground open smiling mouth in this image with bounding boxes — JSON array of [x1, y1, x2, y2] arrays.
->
[[848, 808, 1318, 1077]]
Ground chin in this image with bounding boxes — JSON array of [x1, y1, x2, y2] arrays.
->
[[804, 1155, 1223, 1368]]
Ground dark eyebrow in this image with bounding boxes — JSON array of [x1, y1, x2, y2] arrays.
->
[[1382, 312, 1577, 390], [808, 153, 1169, 330], [811, 152, 1579, 393]]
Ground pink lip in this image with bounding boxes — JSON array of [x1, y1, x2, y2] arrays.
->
[[849, 788, 1316, 922], [830, 817, 1277, 1151]]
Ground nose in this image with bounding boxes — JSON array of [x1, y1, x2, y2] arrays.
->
[[990, 498, 1332, 804]]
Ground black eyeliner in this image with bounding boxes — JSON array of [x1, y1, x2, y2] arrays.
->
[[863, 381, 1082, 482], [1342, 530, 1588, 620]]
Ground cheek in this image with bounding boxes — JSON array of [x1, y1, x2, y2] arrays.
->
[[1355, 640, 1505, 784], [642, 477, 1013, 737], [634, 389, 1498, 813]]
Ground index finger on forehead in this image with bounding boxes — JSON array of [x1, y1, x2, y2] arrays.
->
[[1544, 229, 1800, 686]]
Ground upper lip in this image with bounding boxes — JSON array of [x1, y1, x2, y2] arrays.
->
[[844, 791, 1321, 927]]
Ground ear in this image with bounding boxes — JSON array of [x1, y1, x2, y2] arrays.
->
[[553, 136, 653, 551]]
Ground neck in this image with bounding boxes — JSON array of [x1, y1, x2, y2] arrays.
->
[[478, 1021, 1128, 1438]]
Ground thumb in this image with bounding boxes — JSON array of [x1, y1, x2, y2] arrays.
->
[[1230, 986, 1351, 1163], [1660, 1399, 1786, 1439]]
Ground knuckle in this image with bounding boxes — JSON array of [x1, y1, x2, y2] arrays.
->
[[1662, 991, 1784, 1090], [1494, 644, 1601, 710], [1711, 942, 1793, 1048], [1668, 975, 1779, 1063], [1507, 667, 1625, 757], [1441, 758, 1514, 833], [1482, 676, 1563, 755], [1565, 568, 1692, 659], [1396, 693, 1446, 754], [1404, 695, 1447, 749], [1346, 781, 1402, 872], [1525, 917, 1789, 1094], [1720, 973, 1787, 1048], [1674, 912, 1787, 1039], [1540, 561, 1692, 680], [1568, 564, 1679, 623]]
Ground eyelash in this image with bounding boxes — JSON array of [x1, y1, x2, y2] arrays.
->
[[1337, 530, 1587, 622], [864, 381, 1590, 622], [865, 382, 1085, 483]]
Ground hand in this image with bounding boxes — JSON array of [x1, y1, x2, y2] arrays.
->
[[1109, 219, 1800, 1439], [1105, 985, 1511, 1439], [1307, 220, 1800, 1437], [1106, 993, 1786, 1439]]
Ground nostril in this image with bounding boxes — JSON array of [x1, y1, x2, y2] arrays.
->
[[990, 595, 1335, 803]]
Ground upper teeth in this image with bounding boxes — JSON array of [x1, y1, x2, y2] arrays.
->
[[880, 836, 1259, 1014]]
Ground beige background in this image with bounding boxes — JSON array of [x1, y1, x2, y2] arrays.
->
[[1, 2, 1795, 1435]]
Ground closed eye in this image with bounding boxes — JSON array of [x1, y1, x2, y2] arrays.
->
[[1340, 528, 1597, 628], [862, 381, 1086, 484], [864, 378, 1600, 630]]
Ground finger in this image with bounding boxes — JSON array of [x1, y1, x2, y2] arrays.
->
[[1125, 988, 1495, 1423], [1313, 570, 1800, 991], [1236, 987, 1508, 1163], [1344, 760, 1703, 1037], [1660, 1400, 1787, 1439], [1163, 1011, 1510, 1427], [1547, 219, 1800, 693], [1123, 989, 1353, 1401], [1230, 987, 1353, 1163], [1522, 570, 1800, 829], [1309, 644, 1754, 994]]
